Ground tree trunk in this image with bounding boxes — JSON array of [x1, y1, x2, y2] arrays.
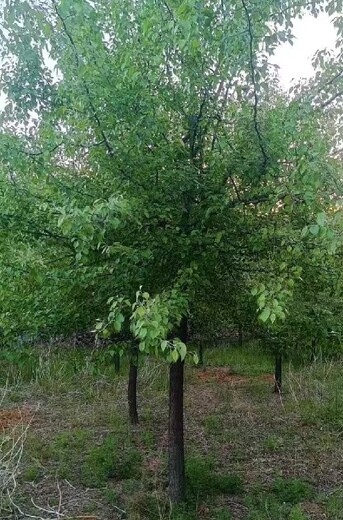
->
[[238, 323, 243, 347], [168, 317, 187, 504], [168, 358, 185, 503], [128, 345, 139, 425], [274, 354, 282, 394], [198, 341, 204, 366], [114, 352, 120, 374]]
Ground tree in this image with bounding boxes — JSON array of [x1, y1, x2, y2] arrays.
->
[[0, 0, 342, 504]]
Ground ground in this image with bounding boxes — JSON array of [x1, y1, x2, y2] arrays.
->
[[1, 344, 343, 519]]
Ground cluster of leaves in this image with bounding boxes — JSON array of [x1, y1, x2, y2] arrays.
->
[[0, 0, 341, 362]]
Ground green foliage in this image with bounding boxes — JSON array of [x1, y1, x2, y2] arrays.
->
[[289, 505, 309, 520], [50, 429, 142, 487], [205, 343, 274, 377], [288, 362, 343, 430], [81, 434, 142, 487], [245, 478, 313, 520], [263, 435, 284, 452], [203, 414, 222, 435], [322, 489, 343, 519], [0, 0, 343, 509], [103, 488, 119, 506], [213, 508, 232, 520], [0, 0, 341, 366], [186, 456, 243, 499], [272, 478, 314, 505], [21, 465, 41, 482], [0, 347, 39, 384], [52, 429, 91, 480]]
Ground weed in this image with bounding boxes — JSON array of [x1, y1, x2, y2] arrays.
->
[[140, 430, 156, 449], [205, 343, 274, 376], [127, 490, 170, 520], [103, 488, 119, 506], [80, 434, 142, 487], [204, 414, 222, 434], [25, 433, 53, 463], [263, 435, 284, 452], [321, 489, 343, 519], [272, 478, 313, 504], [289, 504, 309, 520], [245, 479, 313, 520], [186, 455, 243, 499], [22, 465, 41, 482], [213, 507, 233, 520], [288, 362, 343, 430], [52, 429, 90, 481], [214, 474, 244, 495]]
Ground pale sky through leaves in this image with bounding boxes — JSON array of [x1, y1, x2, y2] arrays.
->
[[0, 10, 337, 112], [272, 11, 337, 89]]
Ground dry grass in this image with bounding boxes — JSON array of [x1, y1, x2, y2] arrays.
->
[[1, 349, 343, 519]]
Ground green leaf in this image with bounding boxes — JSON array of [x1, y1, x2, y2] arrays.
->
[[301, 226, 309, 238], [309, 225, 320, 236], [316, 212, 326, 227], [140, 328, 147, 339], [171, 350, 179, 362], [102, 328, 110, 339], [177, 341, 187, 361], [260, 307, 271, 323]]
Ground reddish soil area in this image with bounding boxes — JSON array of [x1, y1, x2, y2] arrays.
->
[[196, 367, 274, 385], [0, 408, 33, 431]]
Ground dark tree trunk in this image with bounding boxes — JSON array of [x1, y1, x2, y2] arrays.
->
[[128, 345, 139, 425], [238, 323, 243, 347], [168, 317, 187, 504], [274, 354, 282, 394], [114, 352, 120, 374], [168, 358, 185, 503], [198, 341, 204, 366]]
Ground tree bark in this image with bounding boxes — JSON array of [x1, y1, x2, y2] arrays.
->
[[274, 353, 282, 394], [168, 317, 187, 504], [168, 357, 185, 503], [238, 323, 243, 347], [128, 344, 139, 425], [114, 352, 120, 374], [198, 341, 204, 366]]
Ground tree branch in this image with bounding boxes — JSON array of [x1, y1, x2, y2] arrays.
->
[[320, 90, 343, 109], [241, 0, 268, 173], [51, 0, 114, 157]]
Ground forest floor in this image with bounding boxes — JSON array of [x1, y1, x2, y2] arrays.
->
[[1, 345, 343, 520]]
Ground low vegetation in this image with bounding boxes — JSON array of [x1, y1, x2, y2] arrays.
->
[[1, 343, 343, 519]]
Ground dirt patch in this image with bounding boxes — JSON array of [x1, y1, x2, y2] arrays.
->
[[195, 367, 274, 385], [0, 408, 33, 431]]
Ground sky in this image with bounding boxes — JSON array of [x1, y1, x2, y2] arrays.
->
[[272, 12, 337, 88], [0, 11, 338, 112]]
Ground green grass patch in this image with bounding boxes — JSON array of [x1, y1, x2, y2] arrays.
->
[[245, 478, 313, 520], [81, 434, 142, 487], [205, 343, 274, 376], [186, 455, 243, 500], [21, 465, 41, 482]]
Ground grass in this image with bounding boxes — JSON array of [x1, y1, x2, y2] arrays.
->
[[1, 342, 343, 518], [204, 342, 274, 375], [186, 455, 244, 499]]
